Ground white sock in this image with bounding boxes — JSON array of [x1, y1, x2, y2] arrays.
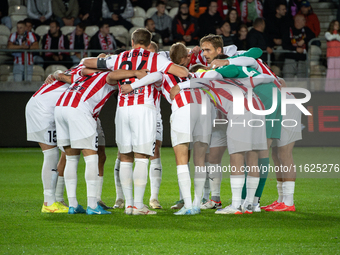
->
[[277, 181, 283, 203], [149, 158, 162, 201], [96, 176, 103, 202], [84, 154, 99, 209], [193, 166, 206, 208], [55, 176, 65, 202], [253, 196, 260, 206], [203, 162, 210, 200], [245, 175, 260, 205], [209, 163, 222, 202], [41, 147, 59, 206], [114, 158, 124, 201], [282, 181, 295, 206], [230, 174, 245, 209], [119, 162, 133, 208], [177, 165, 192, 208], [133, 158, 149, 209], [64, 155, 80, 208]]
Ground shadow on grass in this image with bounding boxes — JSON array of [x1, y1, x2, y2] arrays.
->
[[41, 209, 340, 232]]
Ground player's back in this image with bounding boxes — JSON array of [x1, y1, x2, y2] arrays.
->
[[106, 48, 174, 107], [29, 64, 84, 113], [56, 71, 117, 119]]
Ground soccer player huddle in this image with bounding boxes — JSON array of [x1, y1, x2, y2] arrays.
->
[[25, 28, 302, 216]]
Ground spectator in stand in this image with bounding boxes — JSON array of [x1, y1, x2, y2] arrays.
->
[[282, 14, 315, 78], [266, 3, 290, 48], [89, 21, 125, 54], [41, 20, 72, 68], [247, 17, 273, 63], [220, 21, 234, 46], [7, 21, 39, 81], [52, 0, 80, 27], [240, 0, 263, 27], [289, 0, 303, 17], [25, 18, 44, 67], [217, 0, 241, 19], [69, 23, 89, 65], [198, 0, 223, 37], [145, 18, 162, 45], [151, 1, 173, 46], [131, 0, 153, 11], [233, 24, 248, 50], [27, 0, 53, 29], [78, 0, 103, 26], [172, 2, 199, 46], [0, 0, 11, 30], [325, 20, 340, 92], [102, 0, 134, 31], [263, 0, 286, 19], [189, 0, 209, 19], [226, 8, 241, 36], [298, 0, 320, 38]]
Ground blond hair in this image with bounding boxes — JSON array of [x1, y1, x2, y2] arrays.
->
[[170, 42, 188, 65], [200, 34, 223, 51]]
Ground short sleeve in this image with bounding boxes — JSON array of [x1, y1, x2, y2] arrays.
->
[[105, 54, 119, 70], [156, 54, 173, 74]]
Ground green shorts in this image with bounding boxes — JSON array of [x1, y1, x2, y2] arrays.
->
[[254, 83, 282, 139]]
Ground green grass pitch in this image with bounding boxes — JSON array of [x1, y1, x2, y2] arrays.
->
[[1, 147, 340, 254]]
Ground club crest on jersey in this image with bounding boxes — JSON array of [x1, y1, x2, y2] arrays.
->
[[68, 85, 85, 93]]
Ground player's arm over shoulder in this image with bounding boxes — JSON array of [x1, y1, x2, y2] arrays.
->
[[167, 64, 189, 78], [157, 54, 189, 78]]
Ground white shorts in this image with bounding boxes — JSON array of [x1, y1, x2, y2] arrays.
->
[[97, 118, 105, 146], [55, 106, 98, 150], [210, 109, 228, 148], [115, 104, 156, 156], [156, 111, 163, 142], [227, 111, 267, 154], [170, 102, 212, 147], [26, 97, 57, 145], [272, 104, 302, 147]]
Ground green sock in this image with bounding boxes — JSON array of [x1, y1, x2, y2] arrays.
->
[[241, 169, 248, 200], [255, 158, 270, 197]]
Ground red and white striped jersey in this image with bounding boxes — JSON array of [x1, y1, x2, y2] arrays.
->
[[255, 58, 281, 88], [56, 71, 118, 119], [105, 47, 173, 107], [161, 73, 208, 112], [208, 79, 265, 118], [8, 32, 37, 65], [31, 64, 84, 114]]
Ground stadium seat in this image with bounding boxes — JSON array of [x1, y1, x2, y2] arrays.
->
[[11, 26, 17, 33], [33, 65, 45, 81], [131, 17, 145, 28], [169, 7, 178, 18], [110, 26, 129, 46], [35, 25, 50, 37], [61, 26, 75, 36], [0, 64, 13, 81], [8, 0, 21, 6], [146, 7, 169, 18], [0, 35, 8, 49], [45, 65, 68, 78], [115, 35, 127, 46], [0, 25, 11, 37], [85, 26, 99, 37], [10, 15, 28, 28], [110, 25, 129, 37], [9, 5, 27, 16], [133, 6, 146, 18], [0, 55, 13, 65]]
